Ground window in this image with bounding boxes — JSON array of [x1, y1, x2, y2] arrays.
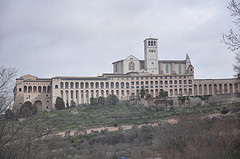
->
[[19, 88, 22, 92], [129, 62, 135, 70], [55, 85, 58, 89]]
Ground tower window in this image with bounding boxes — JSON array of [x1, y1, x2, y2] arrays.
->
[[154, 41, 156, 46], [152, 62, 154, 65], [148, 41, 150, 46], [151, 41, 153, 46]]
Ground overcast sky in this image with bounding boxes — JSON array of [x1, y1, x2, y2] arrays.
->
[[0, 0, 236, 79]]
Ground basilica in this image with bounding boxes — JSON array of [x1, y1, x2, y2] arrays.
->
[[13, 38, 240, 111]]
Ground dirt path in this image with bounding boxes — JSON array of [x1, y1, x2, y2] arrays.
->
[[45, 113, 221, 138]]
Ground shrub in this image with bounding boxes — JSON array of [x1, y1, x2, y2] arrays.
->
[[98, 96, 106, 105], [18, 101, 38, 118], [90, 97, 98, 105], [221, 107, 229, 114], [55, 97, 65, 110], [5, 109, 15, 120], [70, 100, 76, 108], [107, 94, 119, 105]]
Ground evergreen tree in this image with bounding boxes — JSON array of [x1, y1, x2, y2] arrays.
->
[[55, 97, 65, 110]]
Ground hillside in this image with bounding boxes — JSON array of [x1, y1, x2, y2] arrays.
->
[[1, 102, 240, 159]]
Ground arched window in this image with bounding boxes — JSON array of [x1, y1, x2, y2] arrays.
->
[[60, 82, 64, 89], [129, 62, 135, 70]]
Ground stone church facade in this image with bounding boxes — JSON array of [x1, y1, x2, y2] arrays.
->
[[13, 38, 240, 111]]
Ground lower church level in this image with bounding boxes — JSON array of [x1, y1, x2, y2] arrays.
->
[[13, 73, 239, 112]]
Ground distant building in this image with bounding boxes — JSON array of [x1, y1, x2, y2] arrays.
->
[[13, 38, 240, 111]]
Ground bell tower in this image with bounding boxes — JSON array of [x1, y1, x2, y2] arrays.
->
[[144, 38, 159, 74]]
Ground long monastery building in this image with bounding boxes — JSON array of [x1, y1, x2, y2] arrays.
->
[[13, 38, 240, 111]]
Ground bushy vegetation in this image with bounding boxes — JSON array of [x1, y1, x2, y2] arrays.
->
[[1, 101, 239, 159], [18, 101, 38, 118], [55, 97, 65, 110], [17, 113, 240, 159]]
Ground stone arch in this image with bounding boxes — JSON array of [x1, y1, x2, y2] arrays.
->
[[209, 84, 212, 95], [219, 84, 222, 94], [24, 86, 27, 93], [91, 90, 94, 97], [229, 83, 233, 93], [75, 82, 79, 89], [121, 82, 124, 88], [60, 82, 64, 89], [38, 86, 41, 93], [65, 90, 69, 103], [34, 100, 42, 111], [184, 88, 187, 95], [85, 82, 89, 89], [170, 89, 173, 96], [33, 86, 37, 93], [106, 82, 109, 89], [65, 82, 69, 89], [96, 90, 99, 98], [100, 82, 104, 89], [224, 84, 228, 93], [47, 86, 51, 93], [189, 88, 192, 95], [76, 90, 79, 105], [214, 84, 217, 94], [111, 82, 114, 89], [61, 90, 64, 99], [194, 84, 197, 96], [179, 88, 183, 96], [80, 82, 84, 89], [95, 82, 99, 89], [121, 90, 125, 96], [199, 84, 202, 95], [28, 86, 32, 93], [174, 89, 178, 96], [43, 86, 46, 93], [70, 90, 74, 99], [70, 82, 74, 89], [126, 82, 129, 88], [91, 82, 94, 89], [204, 84, 207, 95]]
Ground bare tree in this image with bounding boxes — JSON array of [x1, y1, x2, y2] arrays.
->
[[0, 66, 17, 114], [222, 0, 240, 75]]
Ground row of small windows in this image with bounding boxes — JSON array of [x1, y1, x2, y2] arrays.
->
[[57, 82, 130, 89], [149, 50, 156, 53], [148, 41, 156, 46], [194, 83, 239, 95], [21, 86, 51, 93], [55, 80, 193, 90], [131, 80, 192, 85], [61, 90, 131, 99], [130, 76, 189, 80]]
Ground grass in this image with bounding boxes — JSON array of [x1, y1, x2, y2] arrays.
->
[[33, 101, 240, 133]]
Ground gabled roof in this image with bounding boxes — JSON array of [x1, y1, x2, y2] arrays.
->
[[124, 55, 139, 61]]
